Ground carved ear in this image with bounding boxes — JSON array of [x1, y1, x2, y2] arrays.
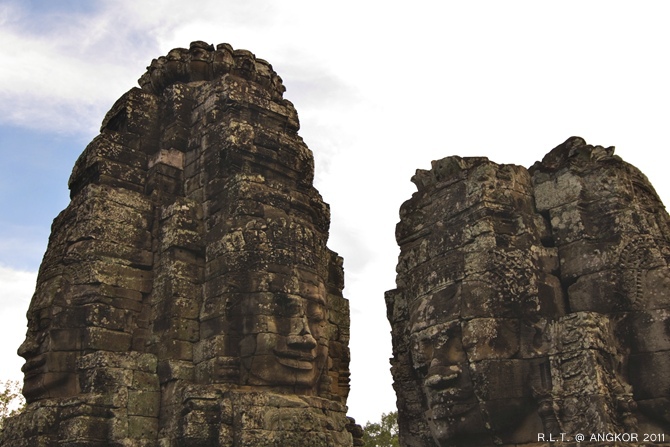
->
[[317, 364, 334, 398], [528, 357, 553, 398]]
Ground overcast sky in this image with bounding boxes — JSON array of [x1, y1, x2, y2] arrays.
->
[[1, 0, 670, 425]]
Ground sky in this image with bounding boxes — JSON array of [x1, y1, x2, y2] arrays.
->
[[1, 0, 670, 425]]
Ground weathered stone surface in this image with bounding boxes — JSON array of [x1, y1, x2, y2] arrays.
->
[[1, 42, 358, 446], [387, 137, 670, 446]]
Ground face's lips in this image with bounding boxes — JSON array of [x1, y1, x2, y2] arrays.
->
[[424, 370, 459, 388], [427, 385, 472, 404], [21, 355, 46, 377], [273, 348, 316, 371], [424, 364, 462, 389], [429, 400, 478, 419], [423, 367, 475, 416]]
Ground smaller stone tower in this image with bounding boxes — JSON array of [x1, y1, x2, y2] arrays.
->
[[387, 138, 670, 446]]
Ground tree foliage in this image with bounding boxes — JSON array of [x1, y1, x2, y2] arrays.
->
[[0, 380, 25, 429], [362, 411, 399, 447]]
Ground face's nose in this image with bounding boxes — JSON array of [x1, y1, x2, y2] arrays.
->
[[287, 315, 317, 350], [18, 334, 40, 359]]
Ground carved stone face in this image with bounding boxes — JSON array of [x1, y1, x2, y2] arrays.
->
[[239, 292, 328, 391], [408, 298, 530, 444], [410, 320, 486, 441], [18, 314, 52, 401], [18, 284, 78, 402]]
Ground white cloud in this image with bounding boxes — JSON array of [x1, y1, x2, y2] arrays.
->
[[0, 31, 141, 133]]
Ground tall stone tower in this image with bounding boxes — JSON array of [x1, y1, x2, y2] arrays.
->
[[387, 138, 670, 446], [1, 42, 357, 446]]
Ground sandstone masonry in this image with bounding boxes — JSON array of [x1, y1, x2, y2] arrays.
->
[[1, 42, 359, 447], [387, 137, 670, 446]]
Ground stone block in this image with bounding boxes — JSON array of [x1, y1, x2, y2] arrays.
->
[[629, 350, 670, 401], [462, 318, 520, 362], [128, 390, 161, 417], [84, 327, 132, 352], [622, 309, 670, 353], [548, 203, 586, 245], [59, 416, 108, 442], [80, 367, 132, 394], [567, 270, 626, 313], [557, 239, 619, 280], [469, 359, 532, 400], [133, 370, 160, 391], [157, 359, 195, 383], [533, 170, 583, 211], [128, 416, 158, 439]]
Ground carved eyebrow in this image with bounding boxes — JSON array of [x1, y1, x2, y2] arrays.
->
[[304, 295, 326, 306], [411, 319, 459, 335]]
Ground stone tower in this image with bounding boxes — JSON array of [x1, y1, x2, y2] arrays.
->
[[1, 42, 357, 447], [387, 138, 670, 446]]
